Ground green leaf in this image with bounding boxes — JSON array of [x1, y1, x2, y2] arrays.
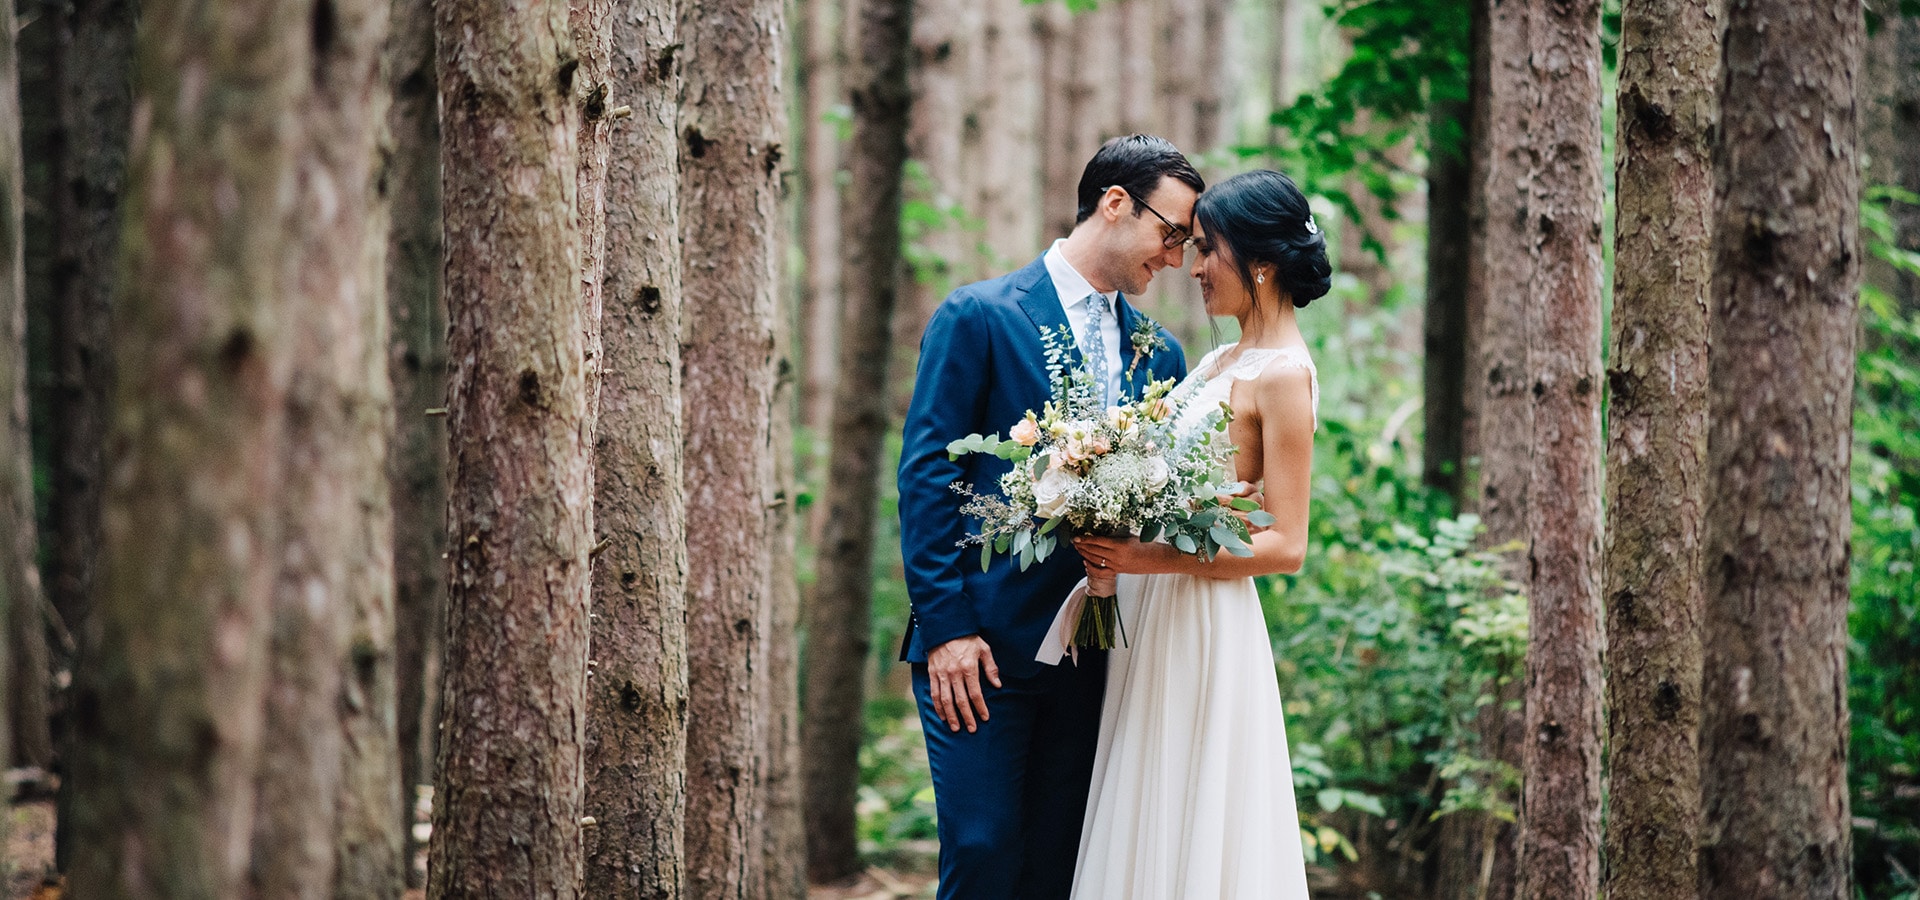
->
[[1174, 533, 1198, 554], [1230, 497, 1261, 511], [1211, 524, 1252, 557], [1317, 788, 1343, 813], [980, 542, 993, 573], [1138, 520, 1163, 544], [1248, 510, 1277, 527]]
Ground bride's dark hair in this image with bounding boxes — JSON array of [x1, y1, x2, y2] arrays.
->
[[1194, 170, 1332, 309]]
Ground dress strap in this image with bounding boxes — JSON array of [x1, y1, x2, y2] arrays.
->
[[1224, 346, 1319, 432]]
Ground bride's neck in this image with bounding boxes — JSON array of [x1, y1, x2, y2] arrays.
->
[[1234, 296, 1299, 348]]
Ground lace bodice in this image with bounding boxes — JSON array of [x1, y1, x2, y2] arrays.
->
[[1169, 343, 1319, 443]]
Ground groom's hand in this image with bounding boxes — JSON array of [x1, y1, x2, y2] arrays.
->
[[928, 635, 1002, 733]]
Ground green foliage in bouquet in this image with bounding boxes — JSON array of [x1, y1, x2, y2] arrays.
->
[[945, 325, 1274, 574]]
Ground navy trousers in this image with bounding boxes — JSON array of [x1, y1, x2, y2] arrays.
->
[[913, 654, 1107, 900]]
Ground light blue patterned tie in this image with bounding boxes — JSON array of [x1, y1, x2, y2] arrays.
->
[[1083, 292, 1112, 407]]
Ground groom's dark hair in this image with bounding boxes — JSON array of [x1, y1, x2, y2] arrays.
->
[[1074, 134, 1206, 225]]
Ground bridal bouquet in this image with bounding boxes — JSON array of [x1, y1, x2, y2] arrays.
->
[[947, 325, 1274, 650]]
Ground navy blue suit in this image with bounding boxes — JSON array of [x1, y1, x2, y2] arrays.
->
[[897, 254, 1187, 899]]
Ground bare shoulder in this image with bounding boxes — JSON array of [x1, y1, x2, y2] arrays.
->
[[1244, 356, 1320, 424]]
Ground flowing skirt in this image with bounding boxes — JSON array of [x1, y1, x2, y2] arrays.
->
[[1070, 571, 1312, 899]]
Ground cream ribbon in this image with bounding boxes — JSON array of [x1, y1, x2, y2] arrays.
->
[[1036, 577, 1092, 666]]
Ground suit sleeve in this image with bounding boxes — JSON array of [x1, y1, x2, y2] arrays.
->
[[897, 293, 992, 650]]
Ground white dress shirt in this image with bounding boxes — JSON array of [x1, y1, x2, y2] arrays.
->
[[1043, 240, 1124, 403]]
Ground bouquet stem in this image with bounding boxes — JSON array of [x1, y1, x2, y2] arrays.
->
[[1074, 570, 1126, 650]]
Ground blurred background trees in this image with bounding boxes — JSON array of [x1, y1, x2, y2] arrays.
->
[[0, 0, 1911, 896]]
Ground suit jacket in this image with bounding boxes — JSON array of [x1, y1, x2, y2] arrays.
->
[[896, 254, 1190, 679]]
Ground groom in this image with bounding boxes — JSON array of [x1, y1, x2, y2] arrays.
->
[[896, 134, 1202, 899]]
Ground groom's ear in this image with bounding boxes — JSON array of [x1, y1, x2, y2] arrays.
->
[[1098, 186, 1130, 222]]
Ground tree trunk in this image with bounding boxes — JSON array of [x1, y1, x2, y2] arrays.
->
[[895, 0, 971, 424], [63, 0, 313, 886], [801, 0, 911, 881], [1863, 2, 1920, 310], [6, 0, 50, 771], [679, 0, 785, 892], [0, 0, 27, 818], [1423, 90, 1473, 502], [1600, 1, 1716, 897], [382, 0, 447, 881], [762, 284, 805, 900], [331, 6, 405, 896], [1457, 0, 1490, 509], [249, 0, 394, 892], [45, 0, 133, 864], [425, 0, 591, 892], [1699, 2, 1860, 898], [799, 0, 844, 441], [1476, 0, 1533, 553], [581, 0, 689, 894], [967, 0, 1041, 272], [1513, 0, 1605, 897], [1461, 0, 1535, 896]]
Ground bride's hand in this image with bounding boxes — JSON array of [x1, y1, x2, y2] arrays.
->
[[1218, 482, 1269, 534], [1073, 535, 1173, 575]]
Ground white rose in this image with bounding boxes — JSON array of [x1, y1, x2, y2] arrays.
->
[[1032, 467, 1076, 518], [1145, 456, 1172, 490]]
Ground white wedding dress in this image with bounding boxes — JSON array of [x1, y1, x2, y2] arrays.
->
[[1069, 343, 1316, 900]]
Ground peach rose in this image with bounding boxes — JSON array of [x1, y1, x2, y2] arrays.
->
[[1010, 416, 1041, 446]]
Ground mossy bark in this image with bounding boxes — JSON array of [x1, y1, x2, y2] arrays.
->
[[1600, 0, 1717, 897]]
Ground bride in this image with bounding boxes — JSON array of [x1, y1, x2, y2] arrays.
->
[[1069, 169, 1325, 899]]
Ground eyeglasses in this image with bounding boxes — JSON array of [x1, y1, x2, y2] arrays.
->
[[1107, 186, 1193, 251]]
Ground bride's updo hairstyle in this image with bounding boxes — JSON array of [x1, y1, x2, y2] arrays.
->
[[1194, 169, 1331, 308]]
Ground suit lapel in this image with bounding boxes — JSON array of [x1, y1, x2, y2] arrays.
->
[[1115, 293, 1146, 399], [1013, 255, 1080, 366]]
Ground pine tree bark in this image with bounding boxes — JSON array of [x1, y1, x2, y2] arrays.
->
[[1700, 2, 1860, 898], [6, 0, 50, 770], [331, 5, 405, 896], [44, 0, 134, 861], [0, 0, 31, 798], [801, 0, 911, 881], [1461, 1, 1535, 896], [967, 0, 1041, 271], [895, 0, 970, 419], [1424, 88, 1473, 501], [799, 0, 844, 439], [382, 0, 447, 878], [1514, 0, 1605, 897], [679, 0, 786, 892], [1863, 5, 1920, 310], [425, 0, 592, 892], [762, 293, 805, 900], [45, 0, 132, 667], [1600, 1, 1715, 897], [249, 0, 394, 892], [63, 0, 313, 886], [582, 0, 690, 894], [0, 0, 11, 829], [1477, 0, 1534, 553]]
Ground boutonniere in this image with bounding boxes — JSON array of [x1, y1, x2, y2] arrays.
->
[[1126, 316, 1168, 380]]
